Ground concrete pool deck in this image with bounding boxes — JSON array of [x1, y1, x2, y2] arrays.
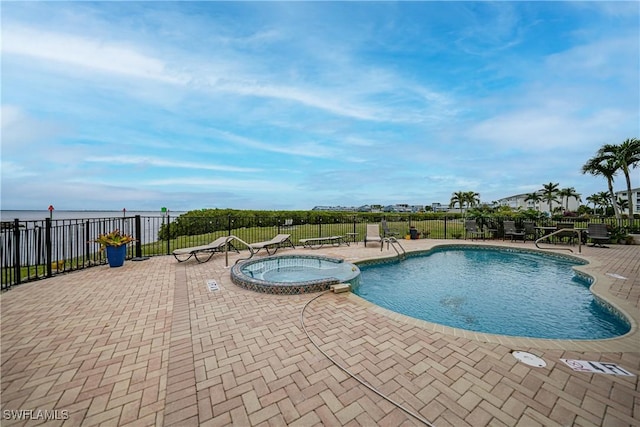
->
[[1, 239, 638, 426]]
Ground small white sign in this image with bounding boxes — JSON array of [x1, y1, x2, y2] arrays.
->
[[207, 280, 219, 292], [560, 359, 634, 376]]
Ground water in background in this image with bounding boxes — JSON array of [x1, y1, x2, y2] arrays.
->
[[1, 211, 187, 254], [1, 210, 185, 222]]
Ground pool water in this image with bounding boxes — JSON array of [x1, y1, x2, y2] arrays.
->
[[231, 255, 360, 294], [242, 256, 358, 283], [354, 247, 630, 340]]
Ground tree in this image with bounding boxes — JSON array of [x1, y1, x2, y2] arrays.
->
[[581, 156, 620, 219], [464, 191, 481, 209], [585, 194, 601, 214], [558, 187, 581, 212], [596, 138, 640, 216], [596, 191, 612, 215], [540, 182, 560, 215], [616, 197, 629, 213], [449, 191, 465, 214], [524, 192, 541, 211]]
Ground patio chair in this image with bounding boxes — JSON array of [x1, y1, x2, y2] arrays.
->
[[555, 223, 575, 245], [586, 223, 610, 247], [523, 222, 537, 242], [503, 220, 525, 242], [381, 220, 399, 238], [364, 224, 382, 247], [282, 219, 294, 228], [249, 234, 295, 255], [173, 236, 238, 263], [464, 220, 485, 241]]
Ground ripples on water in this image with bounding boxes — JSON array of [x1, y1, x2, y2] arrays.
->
[[355, 248, 630, 340]]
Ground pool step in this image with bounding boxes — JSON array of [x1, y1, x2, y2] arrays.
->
[[331, 284, 351, 293]]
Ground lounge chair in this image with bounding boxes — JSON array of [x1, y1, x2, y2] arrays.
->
[[249, 234, 295, 255], [173, 236, 238, 263], [299, 235, 348, 249], [464, 220, 485, 241], [586, 223, 610, 247], [503, 221, 525, 242], [364, 224, 382, 247]]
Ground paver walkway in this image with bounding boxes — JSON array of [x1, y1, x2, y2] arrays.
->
[[1, 240, 638, 426]]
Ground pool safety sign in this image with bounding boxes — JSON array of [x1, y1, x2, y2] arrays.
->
[[207, 280, 219, 292], [560, 359, 634, 376]]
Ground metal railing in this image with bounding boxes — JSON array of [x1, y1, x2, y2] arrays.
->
[[2, 213, 637, 290], [382, 237, 406, 260], [535, 228, 584, 253]]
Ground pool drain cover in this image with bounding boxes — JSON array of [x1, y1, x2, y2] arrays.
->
[[512, 351, 546, 368]]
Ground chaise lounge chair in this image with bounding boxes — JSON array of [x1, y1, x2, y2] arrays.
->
[[299, 235, 348, 249], [364, 224, 382, 247], [586, 223, 610, 247], [173, 236, 238, 263], [249, 234, 295, 255]]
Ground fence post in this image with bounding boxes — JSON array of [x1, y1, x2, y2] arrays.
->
[[12, 219, 21, 285], [444, 216, 448, 239], [45, 218, 52, 278], [166, 214, 171, 255], [85, 220, 90, 266], [135, 215, 142, 258]]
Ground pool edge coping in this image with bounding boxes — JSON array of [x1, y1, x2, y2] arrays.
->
[[347, 242, 640, 352]]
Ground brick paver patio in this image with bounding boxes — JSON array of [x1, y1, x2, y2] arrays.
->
[[1, 239, 638, 426]]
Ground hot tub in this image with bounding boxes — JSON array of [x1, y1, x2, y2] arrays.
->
[[231, 255, 361, 294]]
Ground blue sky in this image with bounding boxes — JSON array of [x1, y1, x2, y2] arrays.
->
[[2, 1, 638, 212]]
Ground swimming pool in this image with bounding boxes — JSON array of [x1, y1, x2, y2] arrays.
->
[[231, 255, 360, 294], [353, 246, 630, 340]]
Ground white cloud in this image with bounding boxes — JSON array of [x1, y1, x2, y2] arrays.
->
[[143, 177, 295, 193], [0, 105, 66, 150], [2, 25, 188, 84], [84, 155, 261, 173]]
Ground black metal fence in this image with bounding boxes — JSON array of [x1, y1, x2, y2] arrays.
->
[[2, 213, 637, 290]]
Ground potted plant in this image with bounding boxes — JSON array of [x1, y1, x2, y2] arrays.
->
[[93, 229, 135, 267]]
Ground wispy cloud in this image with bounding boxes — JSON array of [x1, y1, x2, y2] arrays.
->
[[1, 2, 637, 211], [84, 155, 261, 173]]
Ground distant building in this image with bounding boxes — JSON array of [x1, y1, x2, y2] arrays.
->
[[495, 192, 579, 212], [311, 204, 423, 213], [614, 187, 640, 216], [431, 203, 449, 212]]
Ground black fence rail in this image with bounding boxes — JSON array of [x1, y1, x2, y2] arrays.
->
[[2, 213, 637, 290]]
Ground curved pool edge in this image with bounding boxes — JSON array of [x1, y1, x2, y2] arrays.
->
[[349, 243, 639, 352], [231, 254, 360, 295]]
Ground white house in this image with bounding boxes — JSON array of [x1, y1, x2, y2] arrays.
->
[[495, 192, 580, 212], [614, 187, 640, 216]]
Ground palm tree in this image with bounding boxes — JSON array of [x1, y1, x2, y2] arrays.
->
[[581, 156, 620, 219], [558, 187, 581, 212], [596, 191, 612, 215], [616, 197, 629, 213], [596, 138, 640, 216], [464, 191, 480, 209], [540, 182, 560, 215], [524, 192, 541, 211], [585, 194, 600, 214], [449, 191, 465, 214]]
